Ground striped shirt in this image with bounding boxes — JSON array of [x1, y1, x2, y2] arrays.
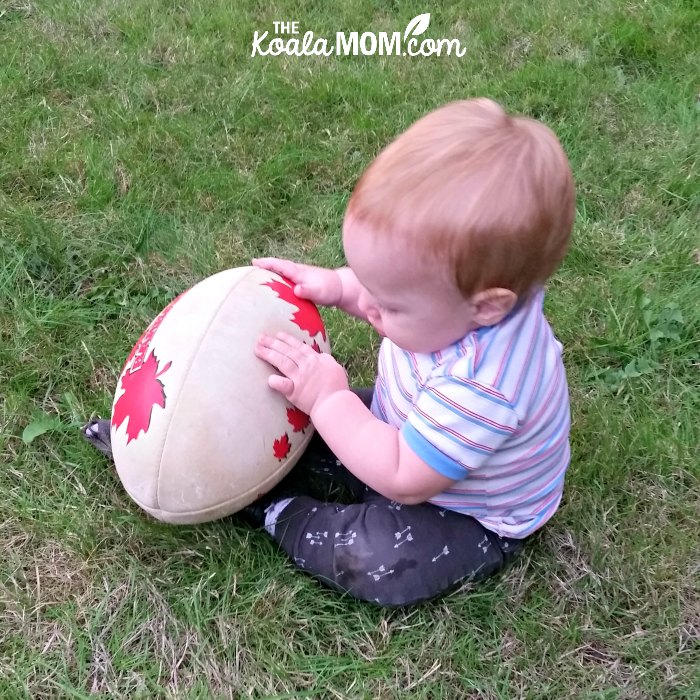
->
[[370, 288, 570, 538]]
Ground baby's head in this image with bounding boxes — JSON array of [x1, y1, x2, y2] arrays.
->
[[342, 98, 575, 352]]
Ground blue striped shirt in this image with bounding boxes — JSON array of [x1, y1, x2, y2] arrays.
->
[[370, 289, 571, 538]]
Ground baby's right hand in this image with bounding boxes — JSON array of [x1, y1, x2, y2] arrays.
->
[[252, 257, 343, 308]]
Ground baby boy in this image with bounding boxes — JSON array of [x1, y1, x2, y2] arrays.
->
[[250, 97, 575, 605]]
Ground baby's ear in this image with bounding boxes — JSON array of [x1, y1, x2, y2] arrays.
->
[[470, 288, 518, 327]]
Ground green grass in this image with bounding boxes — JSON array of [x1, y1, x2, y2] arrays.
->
[[1, 0, 698, 697]]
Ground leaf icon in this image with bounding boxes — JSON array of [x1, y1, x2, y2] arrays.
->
[[404, 13, 430, 41], [273, 433, 291, 460], [263, 276, 327, 340]]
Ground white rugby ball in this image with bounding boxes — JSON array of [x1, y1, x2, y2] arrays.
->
[[110, 266, 330, 524]]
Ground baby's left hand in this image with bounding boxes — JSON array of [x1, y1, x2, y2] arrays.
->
[[255, 332, 349, 415]]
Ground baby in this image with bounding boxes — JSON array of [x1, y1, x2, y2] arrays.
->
[[85, 98, 575, 606], [250, 98, 575, 605]]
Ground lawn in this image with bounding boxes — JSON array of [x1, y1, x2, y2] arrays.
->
[[0, 0, 698, 698]]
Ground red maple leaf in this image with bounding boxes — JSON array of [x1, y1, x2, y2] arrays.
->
[[122, 291, 187, 373], [286, 407, 310, 433], [311, 340, 321, 353], [112, 350, 172, 443], [273, 433, 291, 460], [263, 276, 327, 340]]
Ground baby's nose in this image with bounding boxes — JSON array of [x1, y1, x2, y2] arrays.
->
[[358, 289, 374, 313]]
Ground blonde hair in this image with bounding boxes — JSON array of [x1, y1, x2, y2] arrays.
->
[[346, 98, 575, 298]]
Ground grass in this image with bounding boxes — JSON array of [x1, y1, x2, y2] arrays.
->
[[1, 0, 698, 697]]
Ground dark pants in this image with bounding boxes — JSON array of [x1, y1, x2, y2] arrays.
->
[[262, 390, 525, 606]]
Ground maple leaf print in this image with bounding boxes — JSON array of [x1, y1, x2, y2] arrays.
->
[[286, 407, 310, 433], [311, 339, 321, 353], [122, 291, 187, 374], [273, 433, 291, 460], [112, 351, 172, 443], [263, 276, 327, 340]]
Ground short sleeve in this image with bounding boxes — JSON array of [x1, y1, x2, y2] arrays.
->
[[400, 374, 519, 480]]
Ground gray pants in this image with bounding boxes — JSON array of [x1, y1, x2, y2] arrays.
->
[[264, 391, 525, 606]]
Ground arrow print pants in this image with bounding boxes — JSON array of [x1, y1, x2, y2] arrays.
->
[[259, 390, 527, 607]]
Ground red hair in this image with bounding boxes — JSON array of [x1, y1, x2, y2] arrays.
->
[[346, 99, 575, 298]]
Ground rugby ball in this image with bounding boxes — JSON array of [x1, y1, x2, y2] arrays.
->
[[110, 266, 330, 524]]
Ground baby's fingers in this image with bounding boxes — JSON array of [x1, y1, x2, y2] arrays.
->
[[251, 256, 280, 268], [252, 258, 318, 300], [252, 257, 298, 278], [268, 374, 294, 397], [255, 335, 300, 374]]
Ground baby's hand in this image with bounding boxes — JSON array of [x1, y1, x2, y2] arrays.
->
[[252, 258, 343, 308], [255, 331, 349, 415]]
